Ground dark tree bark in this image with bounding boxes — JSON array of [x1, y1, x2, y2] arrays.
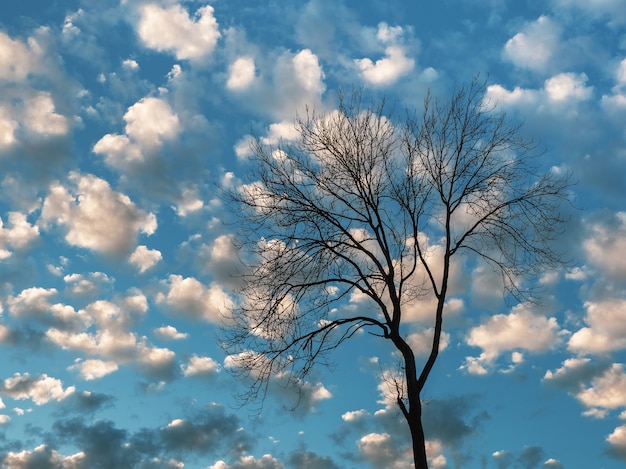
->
[[222, 78, 571, 468]]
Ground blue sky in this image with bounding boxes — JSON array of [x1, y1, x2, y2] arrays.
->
[[0, 0, 625, 467]]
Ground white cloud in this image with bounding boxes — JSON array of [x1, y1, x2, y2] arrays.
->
[[64, 272, 113, 297], [157, 275, 233, 322], [503, 16, 560, 71], [607, 425, 626, 459], [154, 325, 188, 341], [40, 172, 157, 255], [583, 212, 626, 279], [355, 22, 415, 86], [569, 299, 626, 354], [406, 328, 450, 356], [137, 4, 220, 61], [356, 45, 414, 86], [124, 97, 181, 147], [68, 359, 119, 380], [208, 454, 284, 469], [2, 445, 85, 469], [0, 212, 39, 259], [292, 49, 325, 94], [93, 97, 181, 171], [227, 56, 256, 90], [463, 306, 561, 373], [173, 187, 204, 217], [129, 245, 162, 273], [0, 32, 44, 81], [0, 373, 75, 405], [182, 355, 220, 377], [357, 432, 414, 469], [486, 73, 592, 113], [544, 72, 593, 102], [576, 364, 626, 412], [7, 287, 56, 317], [341, 409, 370, 421], [22, 92, 69, 136]]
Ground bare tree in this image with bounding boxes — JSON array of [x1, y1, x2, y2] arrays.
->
[[222, 79, 571, 469]]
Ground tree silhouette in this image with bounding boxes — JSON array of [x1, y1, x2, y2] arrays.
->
[[222, 78, 571, 468]]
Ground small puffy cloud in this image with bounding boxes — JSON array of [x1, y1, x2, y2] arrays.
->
[[93, 97, 181, 171], [0, 31, 44, 81], [607, 424, 626, 461], [64, 272, 113, 297], [355, 23, 414, 86], [68, 359, 119, 381], [227, 57, 256, 90], [405, 328, 450, 356], [544, 72, 593, 102], [583, 212, 626, 280], [22, 92, 69, 136], [502, 16, 560, 71], [136, 4, 221, 61], [208, 454, 284, 469], [0, 373, 75, 405], [173, 187, 204, 217], [154, 325, 188, 341], [486, 73, 592, 113], [123, 97, 181, 148], [157, 275, 233, 322], [543, 458, 564, 468], [568, 299, 626, 354], [7, 287, 57, 317], [292, 49, 325, 95], [575, 364, 626, 413], [357, 432, 414, 469], [2, 445, 85, 469], [463, 306, 561, 373], [40, 172, 157, 256], [182, 355, 220, 377], [129, 245, 162, 273], [341, 409, 370, 422]]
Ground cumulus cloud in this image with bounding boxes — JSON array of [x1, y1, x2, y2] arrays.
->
[[40, 172, 157, 256], [227, 57, 256, 90], [502, 16, 561, 71], [568, 299, 626, 354], [0, 373, 75, 405], [2, 445, 85, 469], [462, 305, 561, 374], [154, 325, 188, 341], [68, 359, 119, 381], [583, 211, 626, 280], [157, 274, 233, 323], [405, 328, 450, 356], [130, 245, 162, 273], [93, 97, 181, 171], [357, 432, 419, 468], [208, 454, 284, 469], [607, 424, 626, 461], [136, 4, 221, 61], [486, 73, 592, 113], [355, 23, 415, 86], [575, 364, 626, 413], [0, 31, 44, 81], [45, 294, 176, 380], [182, 355, 220, 377], [64, 272, 113, 298]]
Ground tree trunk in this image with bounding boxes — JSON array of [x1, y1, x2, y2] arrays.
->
[[407, 400, 429, 469]]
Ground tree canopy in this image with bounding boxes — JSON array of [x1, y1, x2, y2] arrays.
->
[[222, 79, 571, 468]]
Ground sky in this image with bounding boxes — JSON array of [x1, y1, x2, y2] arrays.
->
[[0, 0, 626, 468]]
